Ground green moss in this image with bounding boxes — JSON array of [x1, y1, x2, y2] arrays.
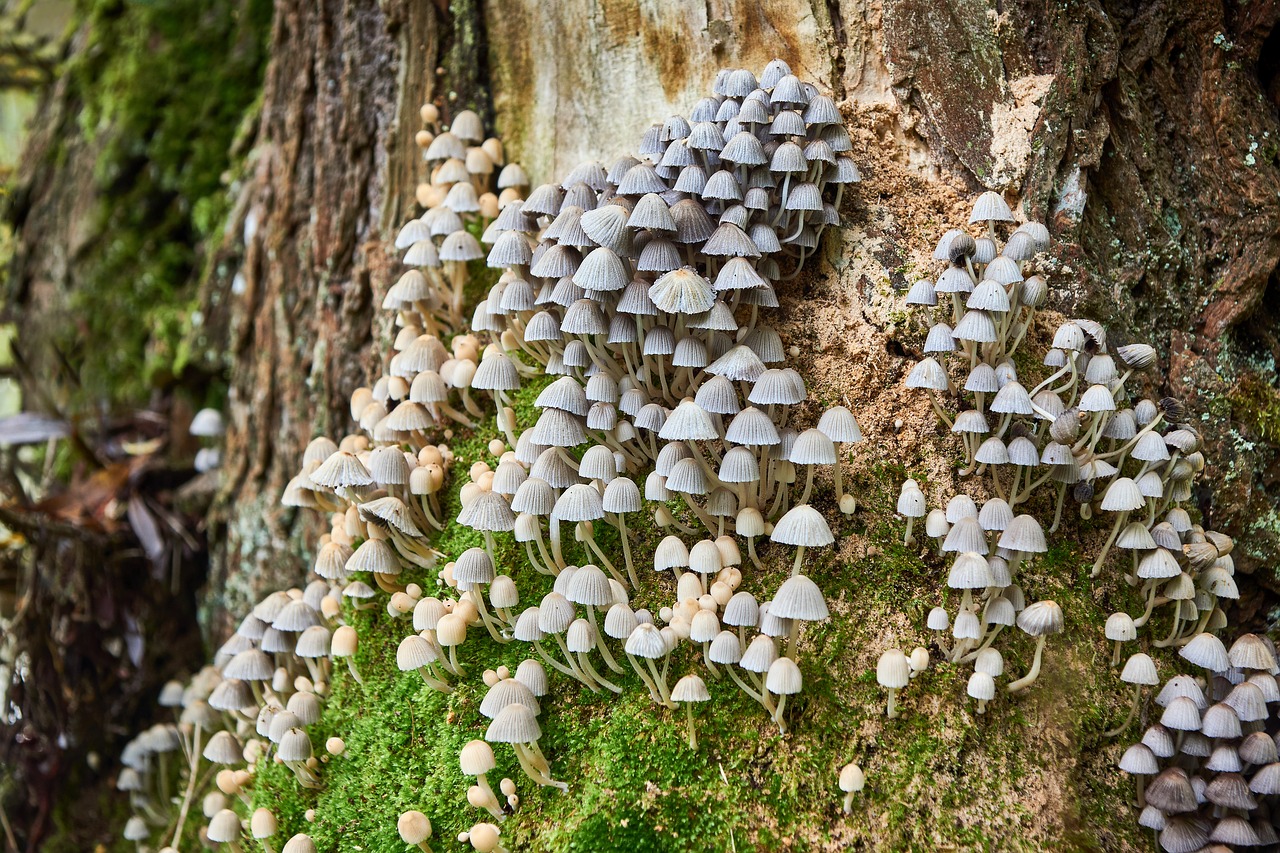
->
[[237, 381, 1163, 852], [1227, 372, 1280, 443], [51, 0, 271, 405]]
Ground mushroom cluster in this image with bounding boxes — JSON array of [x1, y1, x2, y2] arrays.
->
[[896, 193, 1239, 716], [115, 60, 872, 848], [1118, 634, 1280, 851]]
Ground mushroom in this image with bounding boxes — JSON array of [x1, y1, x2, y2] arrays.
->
[[208, 809, 245, 851], [459, 741, 505, 819], [876, 649, 910, 718], [770, 504, 834, 575], [484, 704, 567, 791], [838, 762, 865, 813], [967, 671, 996, 714], [624, 623, 674, 707], [1006, 600, 1064, 693], [897, 479, 927, 545], [250, 809, 278, 853], [815, 406, 863, 512], [765, 656, 802, 733], [398, 810, 435, 852], [277, 728, 321, 789], [671, 674, 710, 749]]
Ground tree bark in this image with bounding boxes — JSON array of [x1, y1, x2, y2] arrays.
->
[[209, 0, 1280, 626]]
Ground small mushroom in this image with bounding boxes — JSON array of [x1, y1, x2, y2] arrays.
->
[[1006, 600, 1064, 693], [671, 674, 710, 749], [876, 649, 910, 718], [838, 762, 865, 813], [397, 810, 435, 852]]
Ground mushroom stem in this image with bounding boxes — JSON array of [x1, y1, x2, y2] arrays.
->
[[532, 524, 558, 575], [645, 658, 674, 708], [548, 518, 566, 569], [842, 791, 855, 814], [701, 642, 721, 679], [448, 645, 465, 677], [553, 634, 599, 692], [524, 541, 553, 576], [727, 666, 764, 705], [586, 606, 624, 673], [471, 586, 508, 643], [832, 455, 846, 505], [578, 654, 622, 693], [792, 545, 806, 577], [886, 688, 898, 719], [1006, 635, 1048, 693], [512, 743, 567, 791], [614, 514, 639, 588], [1111, 640, 1122, 668], [903, 516, 915, 547], [773, 694, 789, 734], [1103, 683, 1143, 737], [169, 729, 207, 848], [583, 535, 626, 586], [1090, 511, 1129, 578], [746, 536, 762, 570], [533, 639, 577, 679], [344, 658, 364, 685], [800, 464, 816, 505], [1152, 607, 1183, 649], [417, 666, 453, 693], [684, 703, 699, 750], [286, 760, 322, 789], [626, 651, 663, 704], [1132, 581, 1158, 628]]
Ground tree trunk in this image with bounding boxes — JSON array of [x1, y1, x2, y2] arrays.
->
[[208, 0, 1280, 628]]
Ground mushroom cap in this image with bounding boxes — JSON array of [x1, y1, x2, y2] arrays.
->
[[277, 728, 313, 763], [1117, 743, 1158, 775], [1105, 612, 1136, 637], [1179, 632, 1229, 673], [460, 740, 497, 776], [624, 623, 668, 659], [967, 671, 996, 701], [770, 574, 829, 622], [485, 703, 541, 744], [1015, 600, 1063, 636], [838, 762, 865, 793], [1120, 653, 1159, 686], [672, 673, 711, 703], [398, 810, 433, 844], [1145, 766, 1198, 814], [251, 808, 279, 839], [1228, 633, 1276, 671], [740, 635, 779, 673], [876, 649, 910, 689], [765, 656, 803, 695], [281, 834, 318, 853], [770, 504, 834, 547], [202, 730, 244, 765], [207, 809, 243, 843]]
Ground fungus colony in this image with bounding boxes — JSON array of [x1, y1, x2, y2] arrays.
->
[[891, 192, 1277, 849], [116, 59, 870, 851], [111, 58, 1261, 852]]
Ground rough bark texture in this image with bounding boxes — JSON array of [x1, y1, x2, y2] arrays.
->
[[209, 0, 1280, 628]]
